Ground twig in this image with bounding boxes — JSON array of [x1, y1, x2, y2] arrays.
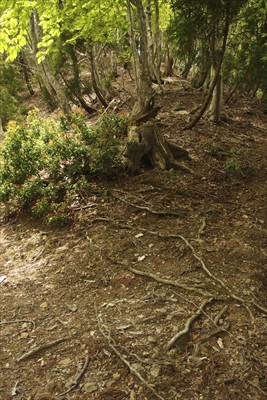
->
[[248, 380, 267, 397], [165, 298, 214, 351], [192, 323, 230, 358], [73, 203, 96, 211], [0, 319, 35, 329], [110, 190, 182, 216], [197, 217, 207, 238], [95, 305, 166, 400], [56, 354, 90, 398], [17, 336, 70, 362], [33, 247, 46, 262]]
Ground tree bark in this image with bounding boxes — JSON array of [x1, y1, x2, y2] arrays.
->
[[19, 52, 34, 96], [29, 11, 70, 113], [125, 122, 192, 175], [88, 47, 108, 108], [0, 118, 3, 142], [184, 0, 231, 130], [206, 67, 223, 123], [128, 0, 154, 121], [164, 45, 174, 77]]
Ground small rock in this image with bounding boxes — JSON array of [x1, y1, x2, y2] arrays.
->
[[147, 336, 157, 344], [150, 364, 161, 378], [40, 301, 48, 309], [83, 382, 98, 393], [20, 332, 29, 339], [59, 357, 71, 366]]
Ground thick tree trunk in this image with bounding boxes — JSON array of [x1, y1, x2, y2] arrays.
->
[[125, 122, 192, 175]]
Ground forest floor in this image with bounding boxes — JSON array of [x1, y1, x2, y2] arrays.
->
[[0, 76, 267, 400]]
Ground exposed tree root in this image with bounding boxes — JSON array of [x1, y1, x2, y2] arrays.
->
[[113, 259, 217, 298], [110, 190, 182, 216], [125, 121, 193, 175], [165, 298, 214, 351], [95, 305, 166, 400], [56, 354, 90, 399], [17, 336, 71, 362]]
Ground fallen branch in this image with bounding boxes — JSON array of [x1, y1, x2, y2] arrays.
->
[[95, 305, 166, 400], [165, 298, 214, 351], [17, 336, 70, 362]]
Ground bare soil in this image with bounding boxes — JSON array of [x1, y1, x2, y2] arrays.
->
[[0, 78, 267, 400]]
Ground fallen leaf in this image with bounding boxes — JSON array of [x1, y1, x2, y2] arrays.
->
[[135, 233, 144, 238]]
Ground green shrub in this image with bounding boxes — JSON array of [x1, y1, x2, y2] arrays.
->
[[0, 64, 25, 127], [0, 110, 127, 223]]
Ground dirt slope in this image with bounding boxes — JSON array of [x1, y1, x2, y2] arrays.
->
[[0, 79, 267, 400]]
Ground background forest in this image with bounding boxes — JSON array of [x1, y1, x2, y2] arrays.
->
[[0, 2, 267, 400]]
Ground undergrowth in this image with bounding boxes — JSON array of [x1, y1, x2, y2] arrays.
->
[[0, 110, 127, 224]]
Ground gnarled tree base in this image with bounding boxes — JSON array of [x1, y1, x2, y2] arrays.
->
[[125, 122, 192, 175]]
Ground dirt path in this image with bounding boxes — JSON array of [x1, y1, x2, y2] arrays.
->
[[1, 82, 267, 399]]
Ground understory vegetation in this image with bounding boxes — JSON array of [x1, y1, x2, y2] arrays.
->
[[0, 111, 127, 223]]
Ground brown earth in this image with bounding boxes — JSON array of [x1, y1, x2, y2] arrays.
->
[[0, 78, 267, 400]]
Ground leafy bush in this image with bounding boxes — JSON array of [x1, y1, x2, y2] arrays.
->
[[0, 64, 25, 127], [0, 110, 127, 223]]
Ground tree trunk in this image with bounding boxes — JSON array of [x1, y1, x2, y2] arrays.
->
[[144, 0, 162, 88], [192, 41, 210, 89], [184, 0, 231, 130], [0, 118, 3, 142], [29, 11, 70, 113], [206, 66, 223, 123], [88, 48, 108, 108], [125, 122, 192, 175], [65, 45, 96, 114], [128, 0, 154, 121], [153, 0, 162, 70], [164, 45, 174, 77], [19, 52, 34, 96]]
